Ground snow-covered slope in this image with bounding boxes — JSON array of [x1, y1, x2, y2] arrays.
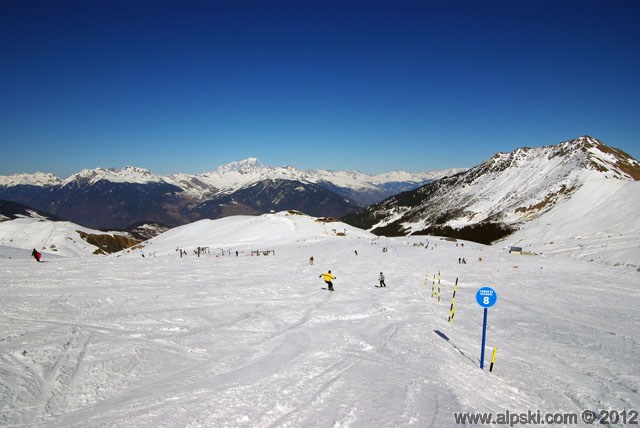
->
[[1, 212, 638, 427], [501, 177, 640, 267], [0, 200, 59, 222], [134, 211, 375, 256], [345, 136, 640, 267], [0, 218, 131, 258]]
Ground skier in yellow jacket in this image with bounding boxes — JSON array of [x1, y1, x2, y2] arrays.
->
[[319, 270, 336, 291]]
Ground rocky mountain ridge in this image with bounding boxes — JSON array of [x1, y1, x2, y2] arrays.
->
[[342, 136, 640, 244]]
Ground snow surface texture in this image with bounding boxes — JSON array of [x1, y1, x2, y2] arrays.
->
[[1, 212, 639, 427]]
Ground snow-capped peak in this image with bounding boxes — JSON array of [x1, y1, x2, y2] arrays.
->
[[62, 166, 165, 186], [575, 136, 640, 180], [214, 158, 269, 174], [0, 172, 61, 187]]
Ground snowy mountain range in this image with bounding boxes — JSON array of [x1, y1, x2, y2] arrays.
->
[[2, 135, 638, 267], [343, 136, 640, 265], [0, 158, 457, 200], [165, 158, 456, 201], [0, 159, 458, 229]]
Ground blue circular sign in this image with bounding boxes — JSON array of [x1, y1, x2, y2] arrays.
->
[[476, 287, 497, 308]]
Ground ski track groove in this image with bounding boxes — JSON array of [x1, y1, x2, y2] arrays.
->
[[265, 361, 358, 428], [39, 326, 90, 422], [0, 326, 91, 426]]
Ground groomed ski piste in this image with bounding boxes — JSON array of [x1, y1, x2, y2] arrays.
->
[[1, 212, 639, 427]]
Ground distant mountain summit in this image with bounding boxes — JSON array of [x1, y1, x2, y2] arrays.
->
[[213, 157, 269, 173], [162, 158, 459, 204], [564, 135, 640, 180], [62, 166, 165, 186], [0, 160, 454, 229], [0, 172, 61, 187], [343, 136, 640, 244]]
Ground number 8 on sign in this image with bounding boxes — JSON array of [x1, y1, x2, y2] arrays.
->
[[476, 287, 497, 308]]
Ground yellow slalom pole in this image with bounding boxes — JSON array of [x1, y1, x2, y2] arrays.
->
[[489, 347, 497, 372], [448, 277, 458, 323], [431, 274, 436, 297], [437, 270, 441, 304]]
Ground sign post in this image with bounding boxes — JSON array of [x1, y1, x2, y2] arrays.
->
[[476, 286, 497, 369]]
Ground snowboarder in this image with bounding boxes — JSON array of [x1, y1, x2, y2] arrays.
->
[[378, 272, 386, 287], [319, 270, 336, 291], [309, 256, 314, 265], [31, 249, 41, 262]]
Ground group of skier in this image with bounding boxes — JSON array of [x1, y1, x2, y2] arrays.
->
[[317, 266, 387, 291], [312, 246, 389, 291]]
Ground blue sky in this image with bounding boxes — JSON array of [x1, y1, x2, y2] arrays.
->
[[1, 0, 639, 177]]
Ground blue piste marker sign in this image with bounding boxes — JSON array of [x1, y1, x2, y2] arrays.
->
[[476, 287, 497, 308], [476, 287, 497, 369]]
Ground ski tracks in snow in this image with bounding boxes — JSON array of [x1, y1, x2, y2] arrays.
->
[[1, 325, 91, 426]]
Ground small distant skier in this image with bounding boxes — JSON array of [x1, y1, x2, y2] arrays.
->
[[31, 248, 41, 262], [378, 272, 386, 287], [319, 270, 336, 291], [309, 256, 314, 265]]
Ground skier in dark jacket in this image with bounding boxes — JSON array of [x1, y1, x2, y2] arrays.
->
[[31, 249, 41, 262], [378, 272, 386, 287]]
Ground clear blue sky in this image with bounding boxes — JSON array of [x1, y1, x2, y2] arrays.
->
[[1, 0, 639, 177]]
